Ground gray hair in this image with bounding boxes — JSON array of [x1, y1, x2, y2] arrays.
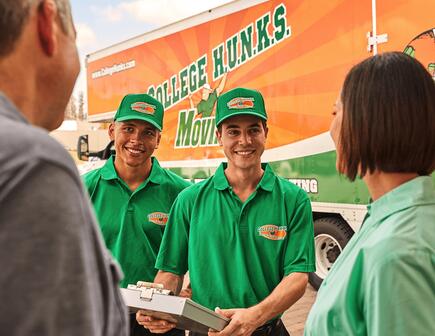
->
[[0, 0, 72, 57], [54, 0, 74, 35]]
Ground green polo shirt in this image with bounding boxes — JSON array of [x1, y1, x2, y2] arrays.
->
[[156, 163, 315, 311], [83, 156, 190, 288], [197, 90, 217, 117], [305, 176, 435, 336]]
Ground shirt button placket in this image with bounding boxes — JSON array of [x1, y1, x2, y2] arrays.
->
[[127, 195, 134, 213]]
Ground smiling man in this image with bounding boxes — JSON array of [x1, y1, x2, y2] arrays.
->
[[83, 93, 189, 336], [137, 88, 315, 336]]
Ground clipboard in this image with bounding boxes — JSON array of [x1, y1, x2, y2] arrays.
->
[[120, 282, 229, 333]]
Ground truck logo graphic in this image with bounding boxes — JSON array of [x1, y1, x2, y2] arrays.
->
[[131, 102, 156, 115], [227, 97, 255, 109], [403, 28, 435, 79]]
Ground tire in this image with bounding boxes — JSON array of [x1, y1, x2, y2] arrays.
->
[[308, 217, 354, 290]]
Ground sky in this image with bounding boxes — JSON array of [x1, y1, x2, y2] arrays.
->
[[71, 0, 233, 107]]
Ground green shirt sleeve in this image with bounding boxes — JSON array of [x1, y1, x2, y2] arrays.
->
[[365, 251, 435, 335], [283, 191, 316, 275], [155, 190, 193, 275]]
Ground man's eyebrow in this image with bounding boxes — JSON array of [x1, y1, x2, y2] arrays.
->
[[226, 122, 261, 129], [226, 124, 241, 129]]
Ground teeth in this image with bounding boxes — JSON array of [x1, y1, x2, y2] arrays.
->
[[237, 151, 254, 155], [126, 148, 142, 154]]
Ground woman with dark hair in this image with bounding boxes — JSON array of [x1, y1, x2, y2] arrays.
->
[[304, 52, 435, 335]]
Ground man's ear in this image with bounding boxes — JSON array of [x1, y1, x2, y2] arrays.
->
[[108, 123, 116, 141], [37, 0, 58, 56], [215, 129, 223, 146]]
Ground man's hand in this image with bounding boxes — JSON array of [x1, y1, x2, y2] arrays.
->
[[208, 307, 264, 336], [179, 286, 192, 298], [136, 310, 176, 334]]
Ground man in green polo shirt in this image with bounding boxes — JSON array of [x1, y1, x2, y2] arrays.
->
[[83, 93, 189, 336], [137, 88, 315, 335]]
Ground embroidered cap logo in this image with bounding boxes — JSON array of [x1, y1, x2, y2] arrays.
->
[[131, 102, 156, 115], [227, 97, 255, 109]]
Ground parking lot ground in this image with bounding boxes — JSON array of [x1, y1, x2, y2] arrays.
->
[[282, 284, 317, 335]]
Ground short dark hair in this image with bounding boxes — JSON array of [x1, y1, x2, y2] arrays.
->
[[339, 51, 435, 181], [0, 0, 72, 57]]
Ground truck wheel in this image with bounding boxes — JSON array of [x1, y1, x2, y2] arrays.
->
[[309, 217, 353, 290]]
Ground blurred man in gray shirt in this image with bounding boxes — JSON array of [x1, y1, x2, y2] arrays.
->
[[0, 1, 128, 335]]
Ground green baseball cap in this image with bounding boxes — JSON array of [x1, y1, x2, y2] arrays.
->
[[216, 87, 267, 126], [114, 93, 164, 131]]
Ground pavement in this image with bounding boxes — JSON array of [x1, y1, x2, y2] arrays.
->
[[282, 285, 317, 335]]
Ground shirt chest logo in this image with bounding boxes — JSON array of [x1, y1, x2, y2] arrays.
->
[[148, 212, 169, 226], [257, 225, 287, 240]]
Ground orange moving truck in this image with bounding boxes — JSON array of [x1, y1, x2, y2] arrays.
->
[[84, 0, 435, 289]]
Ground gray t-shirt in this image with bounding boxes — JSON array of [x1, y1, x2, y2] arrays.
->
[[0, 94, 128, 335]]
